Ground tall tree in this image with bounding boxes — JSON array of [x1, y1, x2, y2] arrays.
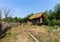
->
[[0, 9, 2, 37], [54, 4, 60, 19], [48, 10, 56, 20], [4, 8, 10, 23]]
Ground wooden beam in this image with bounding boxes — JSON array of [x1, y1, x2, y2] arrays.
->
[[28, 31, 39, 42]]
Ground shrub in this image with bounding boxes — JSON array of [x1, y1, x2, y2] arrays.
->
[[56, 20, 60, 26], [49, 19, 56, 26], [43, 18, 50, 25]]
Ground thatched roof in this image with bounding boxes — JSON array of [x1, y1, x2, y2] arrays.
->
[[29, 12, 44, 19]]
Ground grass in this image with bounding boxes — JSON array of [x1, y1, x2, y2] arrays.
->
[[0, 24, 60, 42], [0, 25, 35, 42], [30, 26, 60, 42]]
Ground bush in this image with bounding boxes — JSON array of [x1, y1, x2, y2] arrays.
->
[[43, 18, 49, 25], [49, 19, 56, 26], [49, 19, 60, 26], [56, 20, 60, 26]]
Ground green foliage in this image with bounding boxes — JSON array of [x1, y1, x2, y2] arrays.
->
[[3, 13, 34, 23], [43, 11, 50, 25], [23, 13, 34, 23], [8, 17, 14, 22], [49, 19, 56, 26], [48, 11, 56, 20], [14, 17, 24, 23], [55, 4, 60, 12], [55, 4, 60, 19], [56, 20, 60, 26], [14, 17, 19, 22], [43, 3, 60, 26], [18, 18, 23, 23], [3, 17, 14, 22], [43, 18, 50, 25]]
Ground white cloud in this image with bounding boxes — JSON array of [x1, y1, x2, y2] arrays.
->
[[15, 8, 20, 11]]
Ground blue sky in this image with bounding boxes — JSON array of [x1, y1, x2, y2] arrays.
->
[[0, 0, 60, 18]]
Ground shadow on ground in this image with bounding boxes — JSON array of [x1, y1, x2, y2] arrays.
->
[[0, 26, 11, 39]]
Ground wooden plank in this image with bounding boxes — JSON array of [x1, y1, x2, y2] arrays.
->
[[28, 31, 39, 42]]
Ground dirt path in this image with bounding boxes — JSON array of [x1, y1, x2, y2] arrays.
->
[[16, 34, 28, 42], [16, 27, 46, 42], [1, 26, 47, 42], [16, 32, 34, 42]]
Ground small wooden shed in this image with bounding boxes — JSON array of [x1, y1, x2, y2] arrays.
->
[[28, 12, 45, 25]]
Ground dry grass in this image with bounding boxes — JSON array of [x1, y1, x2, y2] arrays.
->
[[0, 24, 60, 42], [30, 26, 60, 42], [0, 25, 35, 42]]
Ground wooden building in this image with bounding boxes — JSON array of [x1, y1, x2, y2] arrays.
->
[[28, 12, 45, 25]]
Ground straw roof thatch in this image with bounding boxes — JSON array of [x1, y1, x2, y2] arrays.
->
[[29, 12, 44, 19]]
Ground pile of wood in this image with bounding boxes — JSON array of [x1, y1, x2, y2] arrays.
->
[[9, 22, 21, 27], [2, 22, 21, 29]]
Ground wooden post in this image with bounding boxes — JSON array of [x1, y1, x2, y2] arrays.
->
[[40, 18, 43, 23], [28, 31, 39, 42]]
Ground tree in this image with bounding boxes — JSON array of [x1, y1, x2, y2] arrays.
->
[[48, 10, 56, 20], [43, 11, 50, 25], [18, 18, 23, 23], [23, 13, 34, 23], [55, 4, 60, 12], [54, 4, 60, 19], [8, 16, 14, 22], [14, 17, 19, 22], [0, 9, 2, 38], [4, 8, 10, 22]]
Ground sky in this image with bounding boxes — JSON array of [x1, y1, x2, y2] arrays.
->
[[0, 0, 60, 18]]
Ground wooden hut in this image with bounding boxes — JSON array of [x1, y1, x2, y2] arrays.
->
[[28, 12, 45, 25]]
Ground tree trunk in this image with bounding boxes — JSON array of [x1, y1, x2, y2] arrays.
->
[[0, 10, 2, 38], [0, 23, 2, 34]]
